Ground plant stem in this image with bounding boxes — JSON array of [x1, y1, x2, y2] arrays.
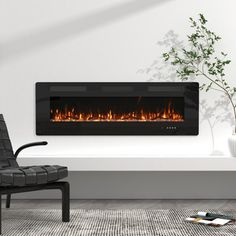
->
[[197, 69, 236, 133], [168, 52, 236, 132]]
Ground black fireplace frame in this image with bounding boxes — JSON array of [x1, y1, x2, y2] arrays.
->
[[36, 82, 199, 135]]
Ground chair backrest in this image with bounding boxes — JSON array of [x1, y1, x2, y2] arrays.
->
[[0, 114, 19, 168]]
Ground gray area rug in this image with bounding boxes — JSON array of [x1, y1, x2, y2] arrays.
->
[[2, 209, 236, 235]]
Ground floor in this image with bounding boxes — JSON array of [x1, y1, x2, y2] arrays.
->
[[4, 199, 236, 210]]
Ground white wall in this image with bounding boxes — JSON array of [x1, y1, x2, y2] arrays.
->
[[0, 0, 236, 159]]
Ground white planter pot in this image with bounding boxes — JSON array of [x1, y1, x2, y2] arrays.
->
[[228, 132, 236, 157]]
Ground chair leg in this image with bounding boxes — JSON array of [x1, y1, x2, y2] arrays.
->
[[0, 193, 2, 235], [61, 182, 70, 222], [6, 194, 11, 209]]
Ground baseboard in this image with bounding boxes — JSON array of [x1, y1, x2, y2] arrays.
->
[[9, 171, 236, 199]]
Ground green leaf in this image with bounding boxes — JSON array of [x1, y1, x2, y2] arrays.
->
[[206, 82, 213, 92], [224, 60, 231, 64], [199, 14, 207, 24], [162, 53, 170, 61], [221, 52, 227, 56]]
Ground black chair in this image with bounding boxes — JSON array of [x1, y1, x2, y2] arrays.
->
[[0, 114, 70, 234]]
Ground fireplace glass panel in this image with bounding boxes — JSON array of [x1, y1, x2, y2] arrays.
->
[[50, 97, 184, 122]]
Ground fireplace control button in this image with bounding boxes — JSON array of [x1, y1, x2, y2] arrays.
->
[[166, 126, 177, 130]]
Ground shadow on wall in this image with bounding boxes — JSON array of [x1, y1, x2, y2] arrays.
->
[[138, 30, 234, 155], [0, 0, 173, 63]]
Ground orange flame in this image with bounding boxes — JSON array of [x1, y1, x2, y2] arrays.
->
[[50, 101, 183, 122]]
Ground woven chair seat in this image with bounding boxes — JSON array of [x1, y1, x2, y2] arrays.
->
[[0, 165, 68, 186]]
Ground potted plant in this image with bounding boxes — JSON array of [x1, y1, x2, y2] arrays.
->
[[162, 14, 236, 156]]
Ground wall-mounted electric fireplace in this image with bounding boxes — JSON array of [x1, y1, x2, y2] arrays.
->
[[36, 82, 199, 135]]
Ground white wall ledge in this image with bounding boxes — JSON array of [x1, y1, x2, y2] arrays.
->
[[18, 157, 236, 171]]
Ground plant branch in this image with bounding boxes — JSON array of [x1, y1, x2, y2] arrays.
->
[[163, 14, 234, 131]]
